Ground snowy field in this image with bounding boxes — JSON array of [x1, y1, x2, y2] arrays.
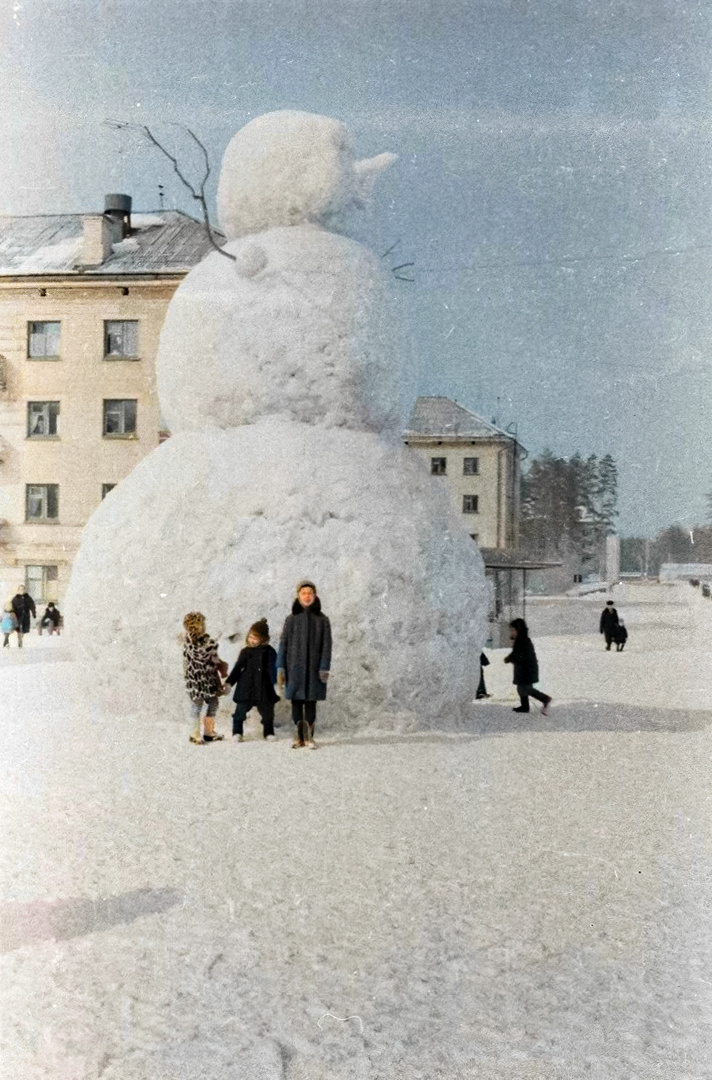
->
[[1, 583, 711, 1079]]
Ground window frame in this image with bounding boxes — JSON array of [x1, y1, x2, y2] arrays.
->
[[462, 494, 479, 515], [104, 320, 140, 360], [25, 483, 59, 522], [27, 400, 60, 439], [103, 399, 137, 438], [431, 456, 447, 476], [27, 321, 61, 360], [463, 457, 480, 476], [25, 564, 59, 603]]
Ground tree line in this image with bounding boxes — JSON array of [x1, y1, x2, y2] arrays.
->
[[519, 450, 618, 576]]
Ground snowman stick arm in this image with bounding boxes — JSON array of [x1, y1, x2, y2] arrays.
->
[[104, 119, 236, 263]]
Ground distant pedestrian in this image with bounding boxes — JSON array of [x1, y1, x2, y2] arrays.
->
[[504, 618, 552, 715], [614, 619, 628, 652], [183, 611, 226, 744], [39, 602, 61, 635], [1, 605, 18, 648], [599, 599, 619, 651], [476, 652, 491, 699], [277, 580, 332, 750], [226, 619, 280, 742], [11, 585, 36, 648]]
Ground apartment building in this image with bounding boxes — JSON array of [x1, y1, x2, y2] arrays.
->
[[403, 396, 523, 550], [0, 195, 220, 605]]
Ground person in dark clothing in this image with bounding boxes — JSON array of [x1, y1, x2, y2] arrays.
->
[[476, 652, 491, 699], [277, 580, 332, 750], [599, 600, 619, 650], [11, 585, 36, 648], [614, 619, 628, 652], [225, 619, 280, 741], [39, 602, 61, 635], [504, 618, 552, 715]]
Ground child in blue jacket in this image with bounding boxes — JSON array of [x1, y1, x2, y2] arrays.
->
[[225, 619, 280, 741]]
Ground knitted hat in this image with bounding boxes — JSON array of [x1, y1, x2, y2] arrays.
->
[[248, 618, 270, 642], [606, 600, 614, 606], [295, 579, 317, 594]]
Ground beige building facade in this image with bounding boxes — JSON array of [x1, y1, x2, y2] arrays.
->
[[0, 196, 219, 607], [404, 396, 522, 551]]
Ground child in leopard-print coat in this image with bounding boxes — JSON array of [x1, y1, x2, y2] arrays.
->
[[183, 611, 227, 744]]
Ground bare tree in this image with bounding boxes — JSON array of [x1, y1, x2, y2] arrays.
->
[[103, 120, 236, 262]]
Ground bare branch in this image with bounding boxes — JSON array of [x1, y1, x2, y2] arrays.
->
[[102, 119, 235, 262]]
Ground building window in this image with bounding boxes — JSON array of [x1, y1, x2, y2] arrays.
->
[[463, 494, 479, 514], [101, 483, 116, 498], [104, 320, 139, 358], [463, 457, 479, 475], [28, 321, 60, 359], [431, 457, 447, 475], [26, 484, 59, 521], [25, 564, 58, 602], [103, 399, 137, 437], [27, 401, 60, 437]]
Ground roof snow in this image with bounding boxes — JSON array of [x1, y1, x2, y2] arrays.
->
[[0, 211, 224, 275], [405, 396, 517, 441]]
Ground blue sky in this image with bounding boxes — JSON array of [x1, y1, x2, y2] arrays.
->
[[2, 0, 711, 534]]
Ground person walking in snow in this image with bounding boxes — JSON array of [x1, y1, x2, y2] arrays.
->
[[614, 619, 628, 652], [599, 599, 619, 651], [476, 652, 491, 699], [225, 619, 280, 741], [504, 618, 552, 715], [277, 580, 332, 750], [2, 605, 19, 648], [11, 584, 36, 648], [182, 611, 226, 744]]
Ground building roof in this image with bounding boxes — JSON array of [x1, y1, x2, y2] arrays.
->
[[0, 211, 224, 276], [404, 396, 518, 441]]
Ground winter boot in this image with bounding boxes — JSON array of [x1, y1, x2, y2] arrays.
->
[[305, 722, 317, 749]]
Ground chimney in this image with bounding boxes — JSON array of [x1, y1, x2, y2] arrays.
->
[[104, 193, 132, 238], [80, 194, 132, 267]]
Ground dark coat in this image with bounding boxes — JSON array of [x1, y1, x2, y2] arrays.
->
[[226, 643, 279, 705], [505, 636, 539, 686], [277, 598, 332, 702], [41, 606, 61, 627], [600, 606, 619, 634], [614, 623, 628, 644], [11, 592, 36, 633]]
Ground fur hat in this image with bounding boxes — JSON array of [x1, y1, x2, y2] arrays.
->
[[183, 611, 206, 637], [295, 580, 317, 594], [248, 618, 270, 642]]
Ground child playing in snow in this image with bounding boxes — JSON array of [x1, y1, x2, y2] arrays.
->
[[39, 602, 62, 635], [182, 611, 226, 744], [504, 618, 552, 715], [2, 605, 18, 648], [225, 618, 280, 741]]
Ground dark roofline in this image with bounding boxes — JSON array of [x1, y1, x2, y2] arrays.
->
[[0, 208, 209, 225]]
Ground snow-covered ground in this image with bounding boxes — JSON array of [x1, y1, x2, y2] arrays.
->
[[1, 583, 711, 1079]]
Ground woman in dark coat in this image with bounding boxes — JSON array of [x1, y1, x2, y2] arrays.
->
[[504, 618, 552, 715], [11, 585, 36, 646], [277, 580, 332, 749], [226, 619, 280, 740]]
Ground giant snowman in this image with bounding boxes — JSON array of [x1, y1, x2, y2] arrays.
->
[[66, 111, 488, 730]]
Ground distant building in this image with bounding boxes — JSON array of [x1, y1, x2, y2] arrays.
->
[[659, 563, 712, 582], [0, 195, 221, 605], [403, 396, 523, 550]]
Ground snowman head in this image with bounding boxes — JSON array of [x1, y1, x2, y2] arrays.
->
[[216, 110, 396, 239]]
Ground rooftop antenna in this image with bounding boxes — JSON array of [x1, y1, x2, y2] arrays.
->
[[158, 183, 165, 210], [492, 395, 501, 425]]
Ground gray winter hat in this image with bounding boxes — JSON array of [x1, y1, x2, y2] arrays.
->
[[295, 579, 317, 593]]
